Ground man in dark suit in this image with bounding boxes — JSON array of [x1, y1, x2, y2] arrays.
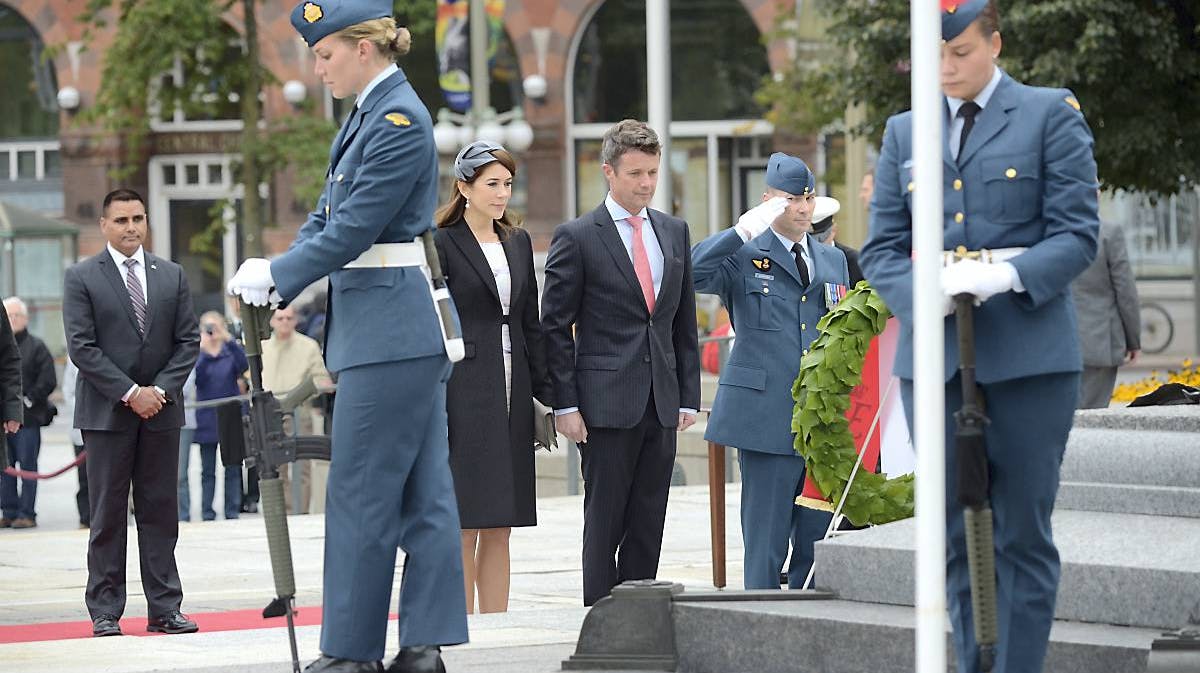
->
[[0, 306, 20, 458], [542, 119, 701, 606], [63, 188, 200, 637]]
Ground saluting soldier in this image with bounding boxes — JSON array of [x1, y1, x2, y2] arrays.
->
[[228, 2, 466, 671], [692, 153, 850, 590], [859, 1, 1099, 671]]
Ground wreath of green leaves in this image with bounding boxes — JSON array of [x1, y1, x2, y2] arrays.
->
[[790, 284, 915, 527]]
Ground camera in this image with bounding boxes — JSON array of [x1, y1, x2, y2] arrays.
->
[[203, 325, 216, 336]]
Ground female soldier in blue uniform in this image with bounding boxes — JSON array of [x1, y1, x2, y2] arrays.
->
[[860, 2, 1099, 672], [229, 2, 466, 671]]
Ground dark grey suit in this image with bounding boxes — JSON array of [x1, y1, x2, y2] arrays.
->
[[542, 203, 701, 605], [64, 249, 199, 619], [1071, 222, 1140, 408]]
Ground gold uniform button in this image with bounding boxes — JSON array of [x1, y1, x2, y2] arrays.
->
[[336, 173, 345, 182], [907, 181, 915, 192], [803, 349, 809, 356], [953, 179, 963, 191], [801, 296, 808, 303], [801, 323, 807, 330], [954, 212, 964, 223], [763, 287, 770, 294], [1005, 168, 1017, 179]]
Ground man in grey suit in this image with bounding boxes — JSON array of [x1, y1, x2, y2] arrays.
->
[[542, 119, 701, 606], [63, 189, 200, 637], [1071, 221, 1140, 408]]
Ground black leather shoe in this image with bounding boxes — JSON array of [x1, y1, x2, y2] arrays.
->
[[146, 611, 198, 634], [303, 655, 383, 672], [92, 614, 122, 637], [386, 646, 445, 673]]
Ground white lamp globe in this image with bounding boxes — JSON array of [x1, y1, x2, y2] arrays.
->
[[282, 80, 307, 105], [505, 118, 534, 152], [57, 86, 81, 111]]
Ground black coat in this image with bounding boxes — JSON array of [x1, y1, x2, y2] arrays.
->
[[436, 221, 551, 529], [836, 242, 865, 287], [13, 330, 56, 426], [0, 308, 20, 424]]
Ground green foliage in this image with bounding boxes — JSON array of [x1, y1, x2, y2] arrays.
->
[[791, 283, 914, 527], [760, 0, 1200, 196]]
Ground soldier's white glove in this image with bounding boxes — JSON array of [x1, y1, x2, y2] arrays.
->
[[227, 258, 281, 307], [941, 259, 1020, 304], [734, 197, 788, 241]]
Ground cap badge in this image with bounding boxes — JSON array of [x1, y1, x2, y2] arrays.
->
[[303, 2, 323, 24]]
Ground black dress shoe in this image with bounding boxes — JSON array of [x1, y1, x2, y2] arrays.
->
[[146, 611, 199, 634], [386, 646, 445, 673], [92, 614, 122, 637], [303, 655, 383, 672]]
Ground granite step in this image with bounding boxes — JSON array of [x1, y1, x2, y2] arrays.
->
[[1057, 481, 1200, 518], [1063, 429, 1200, 489], [672, 596, 1157, 673], [813, 510, 1200, 629]]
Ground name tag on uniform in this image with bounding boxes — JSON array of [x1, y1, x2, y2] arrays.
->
[[754, 272, 774, 280], [825, 283, 847, 307]]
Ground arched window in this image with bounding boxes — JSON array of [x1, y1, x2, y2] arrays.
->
[[0, 4, 58, 141], [572, 0, 769, 124]]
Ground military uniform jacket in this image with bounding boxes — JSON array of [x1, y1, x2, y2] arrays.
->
[[693, 228, 849, 454], [272, 68, 443, 373], [860, 71, 1100, 383]]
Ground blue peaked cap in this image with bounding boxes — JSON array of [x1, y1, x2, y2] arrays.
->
[[291, 0, 392, 47], [765, 153, 814, 196], [942, 0, 989, 41]]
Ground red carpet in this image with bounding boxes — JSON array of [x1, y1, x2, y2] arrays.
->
[[0, 606, 395, 644]]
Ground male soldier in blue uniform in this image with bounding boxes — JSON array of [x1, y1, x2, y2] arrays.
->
[[859, 1, 1099, 671], [692, 154, 849, 590], [229, 2, 466, 672]]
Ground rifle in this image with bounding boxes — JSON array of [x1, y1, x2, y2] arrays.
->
[[954, 292, 999, 672], [225, 303, 332, 673]]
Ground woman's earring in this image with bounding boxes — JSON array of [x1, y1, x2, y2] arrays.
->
[[464, 198, 470, 209]]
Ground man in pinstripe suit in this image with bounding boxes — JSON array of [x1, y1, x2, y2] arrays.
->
[[542, 119, 702, 606]]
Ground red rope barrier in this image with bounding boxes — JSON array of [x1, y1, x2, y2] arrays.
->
[[3, 451, 86, 480]]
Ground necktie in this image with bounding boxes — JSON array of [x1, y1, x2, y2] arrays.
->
[[627, 215, 656, 313], [124, 258, 147, 336], [958, 101, 981, 160], [791, 242, 811, 288]]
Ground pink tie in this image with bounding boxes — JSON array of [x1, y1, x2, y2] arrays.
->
[[627, 215, 656, 313]]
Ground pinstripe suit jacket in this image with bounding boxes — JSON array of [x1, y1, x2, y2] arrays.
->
[[541, 204, 701, 429]]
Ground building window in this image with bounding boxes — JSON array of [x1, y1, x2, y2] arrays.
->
[[572, 0, 769, 124], [150, 26, 252, 131], [1103, 190, 1198, 279], [0, 4, 59, 140]]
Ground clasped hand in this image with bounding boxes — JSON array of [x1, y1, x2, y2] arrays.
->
[[129, 385, 166, 420], [227, 258, 281, 307], [939, 259, 1018, 314]]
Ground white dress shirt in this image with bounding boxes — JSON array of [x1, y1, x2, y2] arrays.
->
[[356, 63, 398, 108], [605, 193, 665, 299], [773, 229, 812, 281]]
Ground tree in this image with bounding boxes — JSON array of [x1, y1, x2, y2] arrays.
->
[[73, 0, 438, 262], [758, 0, 1200, 196]]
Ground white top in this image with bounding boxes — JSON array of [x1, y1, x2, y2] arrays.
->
[[480, 241, 512, 354]]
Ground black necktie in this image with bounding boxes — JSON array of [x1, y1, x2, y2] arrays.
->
[[958, 101, 981, 160], [791, 242, 810, 287]]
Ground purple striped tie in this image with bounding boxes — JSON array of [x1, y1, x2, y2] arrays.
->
[[124, 258, 147, 335]]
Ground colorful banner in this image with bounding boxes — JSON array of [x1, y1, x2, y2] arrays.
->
[[435, 0, 506, 112]]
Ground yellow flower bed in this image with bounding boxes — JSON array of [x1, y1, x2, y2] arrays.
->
[[1111, 359, 1200, 402]]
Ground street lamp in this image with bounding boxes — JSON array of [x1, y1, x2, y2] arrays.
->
[[431, 0, 534, 155]]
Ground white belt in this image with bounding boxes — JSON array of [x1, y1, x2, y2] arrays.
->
[[942, 246, 1027, 266], [343, 242, 426, 269]]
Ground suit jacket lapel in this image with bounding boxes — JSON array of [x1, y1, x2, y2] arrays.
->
[[98, 253, 142, 337], [141, 254, 164, 339], [447, 221, 500, 304], [754, 230, 803, 286], [593, 205, 645, 307], [957, 75, 1015, 168]]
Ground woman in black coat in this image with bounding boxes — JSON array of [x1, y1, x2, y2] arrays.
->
[[434, 140, 552, 614]]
